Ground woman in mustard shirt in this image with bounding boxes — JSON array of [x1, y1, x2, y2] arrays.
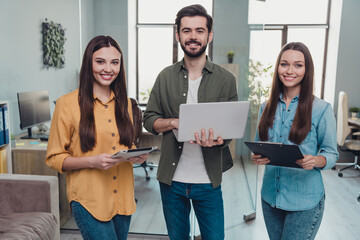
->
[[46, 35, 148, 239]]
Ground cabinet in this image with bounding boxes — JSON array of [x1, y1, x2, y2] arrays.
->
[[0, 100, 12, 173]]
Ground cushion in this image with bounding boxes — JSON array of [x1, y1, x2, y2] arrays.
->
[[0, 212, 57, 240]]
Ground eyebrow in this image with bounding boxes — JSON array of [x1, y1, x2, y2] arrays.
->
[[94, 57, 120, 61], [280, 60, 304, 63], [181, 27, 206, 31]]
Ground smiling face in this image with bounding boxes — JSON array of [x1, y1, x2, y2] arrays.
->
[[176, 16, 213, 58], [278, 49, 306, 94], [92, 46, 121, 89]]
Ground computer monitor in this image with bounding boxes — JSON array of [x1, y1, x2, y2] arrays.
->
[[17, 90, 51, 139]]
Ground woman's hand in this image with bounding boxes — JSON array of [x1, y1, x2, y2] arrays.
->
[[296, 155, 326, 169], [128, 154, 149, 164], [89, 153, 127, 170], [252, 153, 270, 165]]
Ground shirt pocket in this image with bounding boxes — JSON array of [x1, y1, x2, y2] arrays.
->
[[302, 122, 317, 145]]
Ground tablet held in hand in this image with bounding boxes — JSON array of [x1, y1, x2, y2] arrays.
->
[[111, 146, 158, 159]]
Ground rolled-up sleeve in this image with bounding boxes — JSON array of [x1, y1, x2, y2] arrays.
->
[[143, 75, 163, 135], [317, 104, 339, 170], [45, 96, 73, 174]]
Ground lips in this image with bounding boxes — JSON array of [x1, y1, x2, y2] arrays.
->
[[283, 76, 296, 81], [101, 74, 113, 80]]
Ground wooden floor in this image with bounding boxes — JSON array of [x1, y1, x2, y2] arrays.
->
[[61, 153, 360, 240]]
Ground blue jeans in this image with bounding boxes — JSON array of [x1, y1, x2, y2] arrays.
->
[[261, 195, 325, 240], [159, 181, 224, 240], [71, 201, 131, 240]]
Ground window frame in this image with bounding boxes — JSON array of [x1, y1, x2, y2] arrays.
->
[[135, 0, 213, 105]]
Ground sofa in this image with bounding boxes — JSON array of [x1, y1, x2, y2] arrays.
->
[[0, 174, 60, 240]]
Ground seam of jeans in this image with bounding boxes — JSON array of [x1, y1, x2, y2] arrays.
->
[[72, 202, 90, 240], [306, 197, 324, 240]]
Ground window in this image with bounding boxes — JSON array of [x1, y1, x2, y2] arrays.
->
[[136, 0, 213, 104], [248, 0, 330, 98]]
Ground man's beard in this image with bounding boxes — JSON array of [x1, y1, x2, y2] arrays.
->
[[180, 39, 208, 58]]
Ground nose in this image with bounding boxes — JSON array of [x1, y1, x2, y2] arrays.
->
[[103, 63, 111, 72], [286, 65, 294, 74]]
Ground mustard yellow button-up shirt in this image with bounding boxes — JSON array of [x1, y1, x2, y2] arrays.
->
[[46, 89, 136, 221]]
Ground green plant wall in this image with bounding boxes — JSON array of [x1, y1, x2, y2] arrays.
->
[[42, 20, 66, 69]]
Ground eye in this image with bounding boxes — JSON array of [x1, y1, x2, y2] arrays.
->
[[95, 60, 105, 64], [280, 63, 288, 67], [295, 64, 303, 68], [111, 61, 120, 65]]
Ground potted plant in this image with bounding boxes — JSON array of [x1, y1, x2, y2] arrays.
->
[[227, 51, 234, 63], [349, 106, 360, 118]]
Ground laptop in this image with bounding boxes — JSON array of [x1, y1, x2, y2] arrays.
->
[[173, 101, 250, 142]]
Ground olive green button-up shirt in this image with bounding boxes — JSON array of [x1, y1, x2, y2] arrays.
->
[[143, 57, 238, 188]]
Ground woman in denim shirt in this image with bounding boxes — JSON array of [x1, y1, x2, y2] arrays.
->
[[252, 42, 338, 240]]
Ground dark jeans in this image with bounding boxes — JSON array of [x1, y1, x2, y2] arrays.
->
[[159, 181, 224, 240], [261, 195, 325, 240], [71, 201, 131, 240]]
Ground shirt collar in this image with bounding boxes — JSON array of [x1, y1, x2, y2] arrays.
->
[[93, 90, 115, 104], [279, 92, 299, 103], [177, 56, 214, 74]]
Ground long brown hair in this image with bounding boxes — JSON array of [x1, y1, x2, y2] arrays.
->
[[258, 42, 314, 144], [78, 35, 134, 152]]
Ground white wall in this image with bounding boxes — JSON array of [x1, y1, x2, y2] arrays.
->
[[334, 0, 360, 112], [0, 0, 81, 135]]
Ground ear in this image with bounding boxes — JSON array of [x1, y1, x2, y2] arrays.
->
[[208, 30, 213, 44], [176, 31, 180, 43]]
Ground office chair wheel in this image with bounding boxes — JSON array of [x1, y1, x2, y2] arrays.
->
[[331, 166, 336, 170], [358, 195, 360, 202], [146, 176, 150, 181], [150, 167, 154, 170], [338, 172, 343, 177]]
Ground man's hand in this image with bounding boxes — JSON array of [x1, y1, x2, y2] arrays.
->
[[190, 128, 224, 147], [153, 118, 179, 133]]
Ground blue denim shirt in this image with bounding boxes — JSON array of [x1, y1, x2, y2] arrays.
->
[[255, 95, 339, 211]]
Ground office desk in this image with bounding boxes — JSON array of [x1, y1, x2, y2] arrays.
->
[[11, 138, 70, 227], [348, 118, 360, 127]]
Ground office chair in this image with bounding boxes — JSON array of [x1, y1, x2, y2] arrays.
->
[[130, 98, 158, 181], [334, 91, 360, 177]]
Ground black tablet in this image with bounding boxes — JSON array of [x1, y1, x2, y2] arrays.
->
[[111, 146, 158, 159], [245, 141, 304, 168]]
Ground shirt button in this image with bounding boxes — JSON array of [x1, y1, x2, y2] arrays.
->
[[112, 146, 116, 150], [282, 121, 284, 124], [172, 163, 176, 166], [288, 109, 290, 112], [105, 105, 108, 109], [113, 176, 117, 180], [183, 93, 186, 96], [277, 189, 279, 192], [184, 76, 187, 78], [178, 146, 182, 149], [112, 133, 115, 137], [277, 177, 280, 180], [108, 119, 112, 122], [280, 135, 282, 138], [114, 190, 117, 193]]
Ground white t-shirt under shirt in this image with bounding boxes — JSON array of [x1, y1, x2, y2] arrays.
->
[[172, 76, 211, 183]]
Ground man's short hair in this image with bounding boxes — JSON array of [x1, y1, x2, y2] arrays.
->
[[175, 4, 213, 33]]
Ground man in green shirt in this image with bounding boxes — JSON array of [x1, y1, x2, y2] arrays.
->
[[143, 4, 238, 240]]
